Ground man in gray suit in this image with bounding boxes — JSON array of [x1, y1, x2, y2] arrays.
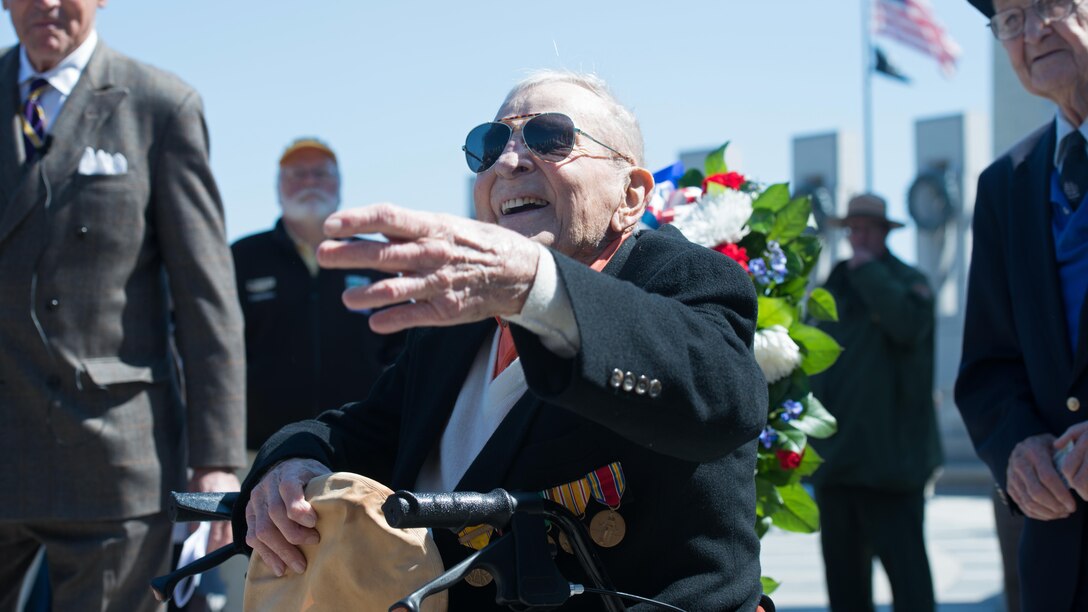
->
[[0, 1, 246, 610]]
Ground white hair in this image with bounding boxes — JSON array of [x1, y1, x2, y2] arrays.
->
[[505, 69, 644, 166]]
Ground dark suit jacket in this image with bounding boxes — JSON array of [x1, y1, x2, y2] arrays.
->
[[0, 42, 246, 521], [955, 122, 1088, 610], [237, 225, 769, 611]]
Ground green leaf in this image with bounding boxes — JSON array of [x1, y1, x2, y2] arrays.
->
[[753, 183, 790, 212], [761, 576, 780, 595], [770, 482, 821, 533], [755, 475, 783, 517], [790, 235, 822, 276], [704, 142, 729, 176], [794, 443, 824, 477], [757, 297, 795, 329], [793, 393, 838, 439], [774, 276, 808, 302], [739, 232, 767, 257], [773, 427, 807, 453], [747, 210, 773, 234], [768, 196, 811, 243], [807, 288, 839, 322], [677, 168, 705, 189], [789, 322, 843, 375]]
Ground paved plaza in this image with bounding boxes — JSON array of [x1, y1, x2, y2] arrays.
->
[[761, 493, 1007, 612]]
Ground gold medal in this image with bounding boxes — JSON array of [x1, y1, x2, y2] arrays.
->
[[589, 509, 626, 548], [464, 568, 493, 588], [558, 530, 573, 555]]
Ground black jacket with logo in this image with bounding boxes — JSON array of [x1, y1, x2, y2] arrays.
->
[[231, 220, 405, 450]]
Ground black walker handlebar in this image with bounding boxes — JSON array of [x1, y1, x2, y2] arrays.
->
[[153, 488, 743, 611]]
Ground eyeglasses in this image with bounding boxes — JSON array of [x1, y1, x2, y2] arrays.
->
[[280, 167, 338, 181], [989, 0, 1083, 40], [462, 112, 635, 173]]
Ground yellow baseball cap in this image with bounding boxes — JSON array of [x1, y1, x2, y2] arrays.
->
[[279, 137, 337, 166]]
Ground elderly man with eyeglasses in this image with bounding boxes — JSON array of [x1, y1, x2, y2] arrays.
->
[[233, 71, 769, 611], [957, 2, 1088, 610]]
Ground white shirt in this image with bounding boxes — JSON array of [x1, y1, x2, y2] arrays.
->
[[18, 30, 98, 135], [413, 243, 587, 491]]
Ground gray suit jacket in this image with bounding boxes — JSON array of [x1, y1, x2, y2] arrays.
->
[[0, 41, 246, 520]]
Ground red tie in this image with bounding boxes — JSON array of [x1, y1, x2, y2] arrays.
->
[[492, 321, 519, 379], [490, 233, 630, 380]]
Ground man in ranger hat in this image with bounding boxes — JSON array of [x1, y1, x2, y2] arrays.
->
[[231, 138, 404, 452], [810, 193, 941, 612], [957, 1, 1088, 610]]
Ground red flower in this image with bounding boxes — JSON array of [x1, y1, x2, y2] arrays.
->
[[701, 171, 746, 192], [713, 243, 749, 272], [775, 449, 803, 470]]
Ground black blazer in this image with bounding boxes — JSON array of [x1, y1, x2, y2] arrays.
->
[[238, 225, 769, 611], [955, 122, 1088, 610]]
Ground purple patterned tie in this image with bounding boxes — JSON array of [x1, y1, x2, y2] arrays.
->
[[21, 78, 49, 160]]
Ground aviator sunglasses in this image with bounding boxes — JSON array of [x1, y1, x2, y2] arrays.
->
[[462, 112, 635, 173]]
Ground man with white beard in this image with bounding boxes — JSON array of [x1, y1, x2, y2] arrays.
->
[[231, 138, 405, 451]]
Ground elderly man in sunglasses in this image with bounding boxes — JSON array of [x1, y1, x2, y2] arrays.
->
[[957, 1, 1088, 610], [235, 70, 768, 611]]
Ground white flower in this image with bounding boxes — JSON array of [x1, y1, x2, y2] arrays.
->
[[753, 325, 801, 383], [671, 189, 753, 247]]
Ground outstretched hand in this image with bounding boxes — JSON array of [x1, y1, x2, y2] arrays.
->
[[318, 204, 541, 334], [245, 458, 332, 576]]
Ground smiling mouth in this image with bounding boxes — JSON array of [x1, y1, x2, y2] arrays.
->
[[502, 197, 550, 215]]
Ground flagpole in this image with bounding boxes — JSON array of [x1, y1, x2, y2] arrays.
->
[[862, 0, 874, 192]]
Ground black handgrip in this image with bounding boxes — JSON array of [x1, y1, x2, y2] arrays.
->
[[169, 491, 238, 523], [382, 489, 518, 531]]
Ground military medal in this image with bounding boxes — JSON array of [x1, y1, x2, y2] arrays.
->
[[464, 568, 493, 588], [457, 524, 494, 550], [558, 530, 573, 555], [589, 509, 626, 548]]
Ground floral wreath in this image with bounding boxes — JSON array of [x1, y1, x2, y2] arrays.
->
[[643, 143, 842, 594]]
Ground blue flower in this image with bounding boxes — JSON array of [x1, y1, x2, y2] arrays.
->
[[759, 426, 778, 449], [750, 241, 788, 285], [779, 399, 803, 422]]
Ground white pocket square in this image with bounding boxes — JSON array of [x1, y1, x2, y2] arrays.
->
[[78, 146, 128, 175]]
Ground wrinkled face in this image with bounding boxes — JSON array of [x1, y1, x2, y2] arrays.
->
[[472, 82, 633, 264], [3, 0, 105, 72], [995, 0, 1088, 103], [277, 149, 340, 223], [845, 217, 890, 258]]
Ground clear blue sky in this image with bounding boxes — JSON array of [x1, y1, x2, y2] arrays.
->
[[0, 1, 995, 260]]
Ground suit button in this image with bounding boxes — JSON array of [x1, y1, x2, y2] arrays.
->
[[46, 375, 61, 389], [76, 226, 89, 238], [622, 371, 635, 392], [648, 379, 662, 398], [635, 375, 649, 395], [609, 368, 623, 389], [1068, 397, 1081, 413], [46, 298, 59, 311]]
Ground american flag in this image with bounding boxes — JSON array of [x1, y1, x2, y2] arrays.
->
[[873, 0, 961, 76]]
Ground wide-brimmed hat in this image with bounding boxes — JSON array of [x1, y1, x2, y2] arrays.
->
[[967, 0, 994, 17], [827, 193, 905, 229], [243, 472, 447, 612], [279, 137, 337, 166]]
